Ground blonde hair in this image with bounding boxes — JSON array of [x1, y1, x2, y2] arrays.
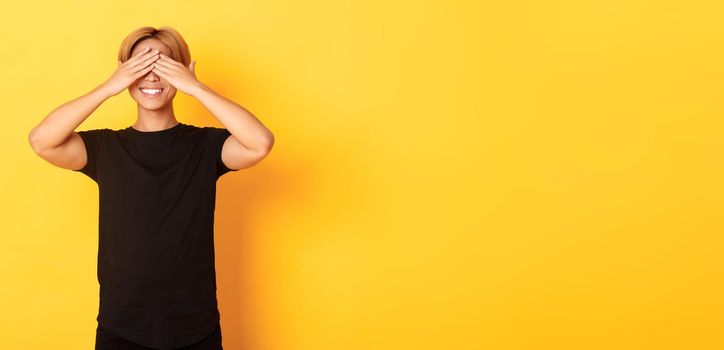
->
[[118, 26, 191, 66]]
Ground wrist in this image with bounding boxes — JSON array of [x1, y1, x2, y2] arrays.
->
[[94, 83, 115, 99], [190, 81, 210, 98]]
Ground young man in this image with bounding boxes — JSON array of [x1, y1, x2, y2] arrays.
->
[[28, 27, 274, 350]]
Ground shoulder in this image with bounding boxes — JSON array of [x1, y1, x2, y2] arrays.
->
[[76, 128, 114, 142], [77, 127, 114, 135], [200, 126, 230, 136]]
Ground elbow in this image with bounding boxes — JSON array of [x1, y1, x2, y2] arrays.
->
[[263, 133, 275, 152], [28, 127, 42, 154], [256, 133, 274, 156], [28, 126, 56, 155], [249, 132, 274, 154]]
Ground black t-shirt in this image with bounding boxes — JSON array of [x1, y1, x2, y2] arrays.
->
[[73, 122, 237, 349]]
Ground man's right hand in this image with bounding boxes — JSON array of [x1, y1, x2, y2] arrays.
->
[[101, 46, 160, 97]]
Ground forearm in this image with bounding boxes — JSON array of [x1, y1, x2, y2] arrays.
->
[[29, 83, 112, 151], [190, 82, 274, 152]]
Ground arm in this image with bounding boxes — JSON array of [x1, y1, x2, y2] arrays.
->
[[191, 82, 275, 170], [28, 84, 113, 170], [29, 46, 159, 170], [153, 53, 275, 171]]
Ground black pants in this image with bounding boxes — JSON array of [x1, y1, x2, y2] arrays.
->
[[95, 323, 223, 350]]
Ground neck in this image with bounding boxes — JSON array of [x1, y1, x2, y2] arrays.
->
[[135, 103, 178, 131]]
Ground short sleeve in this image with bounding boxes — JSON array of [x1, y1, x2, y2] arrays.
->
[[206, 127, 239, 178], [73, 129, 106, 183]]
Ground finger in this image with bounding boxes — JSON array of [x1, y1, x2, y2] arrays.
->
[[125, 46, 151, 64], [131, 53, 160, 73], [153, 60, 181, 75], [152, 62, 172, 75], [128, 48, 159, 69], [133, 62, 156, 77], [158, 53, 182, 67], [152, 67, 170, 81], [131, 50, 158, 69]]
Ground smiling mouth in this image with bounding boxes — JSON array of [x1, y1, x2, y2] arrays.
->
[[139, 87, 164, 97]]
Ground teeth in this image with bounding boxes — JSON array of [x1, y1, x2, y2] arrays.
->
[[141, 88, 162, 95]]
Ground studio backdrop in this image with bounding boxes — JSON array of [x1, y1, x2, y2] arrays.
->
[[2, 1, 723, 349]]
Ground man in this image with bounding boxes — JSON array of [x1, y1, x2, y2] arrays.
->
[[28, 28, 274, 350]]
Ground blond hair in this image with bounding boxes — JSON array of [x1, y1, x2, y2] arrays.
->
[[118, 26, 191, 66]]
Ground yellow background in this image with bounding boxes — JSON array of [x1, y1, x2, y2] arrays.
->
[[2, 0, 722, 349]]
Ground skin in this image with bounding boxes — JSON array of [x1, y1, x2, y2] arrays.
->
[[125, 39, 181, 131], [29, 38, 274, 172]]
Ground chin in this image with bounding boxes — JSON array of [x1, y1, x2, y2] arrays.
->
[[139, 101, 167, 110]]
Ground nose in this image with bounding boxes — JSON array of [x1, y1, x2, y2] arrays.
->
[[144, 71, 160, 81]]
